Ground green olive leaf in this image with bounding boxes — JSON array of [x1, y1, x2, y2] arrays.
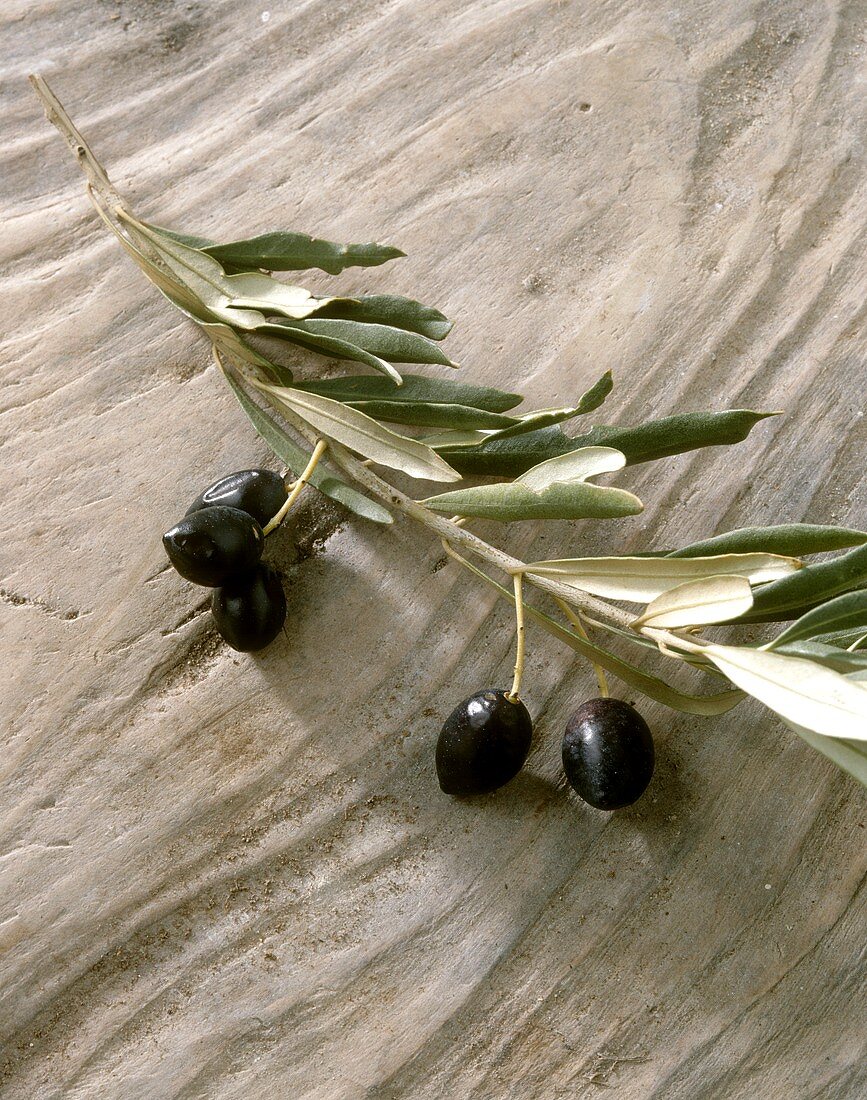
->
[[291, 373, 522, 412], [667, 524, 867, 558], [266, 318, 457, 367], [731, 544, 867, 623], [526, 552, 801, 602], [258, 322, 403, 384], [309, 295, 453, 339], [768, 640, 867, 674], [441, 410, 778, 476], [344, 402, 518, 430], [766, 591, 867, 651], [150, 223, 405, 275], [256, 383, 461, 483], [423, 447, 642, 522], [222, 370, 392, 524]]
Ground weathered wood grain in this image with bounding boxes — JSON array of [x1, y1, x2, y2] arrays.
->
[[1, 1, 865, 1097]]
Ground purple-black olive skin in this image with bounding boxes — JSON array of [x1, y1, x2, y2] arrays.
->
[[562, 698, 654, 810], [211, 566, 286, 652], [436, 689, 533, 796], [185, 469, 287, 528], [162, 506, 264, 587]]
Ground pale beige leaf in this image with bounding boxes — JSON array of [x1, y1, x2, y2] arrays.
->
[[525, 553, 802, 602], [257, 383, 461, 483], [702, 644, 867, 741], [517, 446, 626, 491], [632, 574, 754, 629]]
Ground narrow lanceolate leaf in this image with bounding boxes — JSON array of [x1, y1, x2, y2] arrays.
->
[[769, 640, 867, 674], [441, 410, 777, 477], [345, 401, 518, 430], [268, 318, 457, 367], [310, 295, 453, 339], [424, 481, 643, 522], [199, 321, 290, 376], [122, 214, 335, 324], [256, 383, 461, 483], [453, 551, 744, 715], [432, 397, 610, 450], [423, 447, 642, 522], [153, 225, 406, 275], [783, 721, 867, 787], [632, 575, 754, 630], [574, 370, 614, 415], [667, 524, 867, 559], [732, 544, 867, 623], [525, 553, 801, 602], [767, 591, 867, 651], [292, 373, 522, 412], [700, 644, 867, 741], [260, 323, 403, 384], [222, 370, 392, 524]]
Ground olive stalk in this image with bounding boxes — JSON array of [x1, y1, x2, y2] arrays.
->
[[506, 572, 526, 703], [262, 439, 328, 535]]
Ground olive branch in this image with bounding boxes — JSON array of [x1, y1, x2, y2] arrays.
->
[[31, 75, 867, 787]]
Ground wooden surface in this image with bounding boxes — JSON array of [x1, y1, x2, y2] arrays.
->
[[2, 2, 866, 1097]]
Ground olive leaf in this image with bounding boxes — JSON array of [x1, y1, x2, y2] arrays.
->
[[428, 371, 614, 450], [668, 524, 867, 558], [255, 382, 461, 483], [697, 644, 867, 741], [310, 295, 452, 339], [442, 410, 778, 477], [768, 640, 867, 674], [423, 447, 643, 522], [526, 552, 801, 602], [344, 402, 518, 430], [453, 552, 743, 715], [265, 318, 457, 367], [765, 591, 867, 651], [631, 575, 754, 630], [732, 544, 867, 623], [151, 224, 405, 275], [258, 322, 404, 384], [120, 213, 341, 324], [222, 370, 392, 524], [292, 373, 522, 412], [783, 721, 867, 786]]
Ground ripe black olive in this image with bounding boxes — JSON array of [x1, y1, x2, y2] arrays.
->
[[212, 566, 286, 652], [185, 469, 288, 528], [436, 689, 533, 796], [162, 506, 264, 587], [562, 698, 654, 810]]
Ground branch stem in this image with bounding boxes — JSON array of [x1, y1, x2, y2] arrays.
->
[[507, 572, 526, 702], [263, 439, 328, 535]]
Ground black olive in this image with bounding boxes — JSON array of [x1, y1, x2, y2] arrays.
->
[[185, 469, 288, 528], [162, 506, 264, 587], [436, 689, 533, 796], [562, 698, 654, 810], [211, 566, 286, 652]]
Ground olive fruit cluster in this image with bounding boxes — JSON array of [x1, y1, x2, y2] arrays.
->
[[162, 469, 288, 652], [436, 692, 654, 810]]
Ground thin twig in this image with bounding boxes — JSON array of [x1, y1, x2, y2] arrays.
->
[[555, 598, 610, 697], [263, 439, 328, 535], [507, 572, 526, 702]]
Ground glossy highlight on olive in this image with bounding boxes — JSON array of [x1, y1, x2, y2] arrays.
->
[[185, 468, 288, 528], [436, 688, 533, 796], [162, 505, 264, 587], [562, 698, 654, 810], [212, 565, 286, 652]]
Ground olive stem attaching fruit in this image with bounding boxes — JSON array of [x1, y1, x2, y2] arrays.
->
[[262, 438, 328, 536], [506, 571, 526, 703], [554, 597, 610, 698]]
